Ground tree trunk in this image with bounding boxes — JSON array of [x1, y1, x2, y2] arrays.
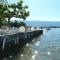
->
[[0, 18, 1, 28], [8, 18, 10, 27]]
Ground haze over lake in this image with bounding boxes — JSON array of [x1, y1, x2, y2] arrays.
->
[[26, 21, 60, 27]]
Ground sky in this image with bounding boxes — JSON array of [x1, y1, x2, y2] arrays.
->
[[8, 0, 60, 21]]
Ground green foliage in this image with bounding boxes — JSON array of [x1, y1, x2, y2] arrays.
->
[[10, 20, 18, 27], [0, 4, 8, 18], [0, 0, 29, 27], [10, 21, 26, 27], [10, 22, 14, 27], [1, 19, 8, 26], [8, 0, 29, 20], [19, 21, 26, 27], [14, 20, 18, 27], [0, 18, 1, 23]]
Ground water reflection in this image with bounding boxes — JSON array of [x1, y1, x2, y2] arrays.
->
[[47, 51, 51, 55], [35, 41, 40, 46], [20, 54, 24, 57], [32, 55, 36, 60], [15, 46, 32, 60], [26, 43, 30, 47], [34, 51, 38, 54]]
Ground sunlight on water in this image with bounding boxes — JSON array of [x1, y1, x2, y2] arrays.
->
[[47, 51, 51, 55], [9, 55, 13, 58], [20, 54, 24, 57], [26, 43, 30, 47], [35, 41, 40, 46], [32, 55, 36, 59], [34, 51, 38, 54]]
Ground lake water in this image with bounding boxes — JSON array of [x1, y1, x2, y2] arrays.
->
[[1, 28, 60, 60]]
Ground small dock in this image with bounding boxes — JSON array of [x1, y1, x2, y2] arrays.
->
[[0, 30, 43, 51]]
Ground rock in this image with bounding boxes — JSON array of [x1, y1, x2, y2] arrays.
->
[[19, 26, 25, 32], [31, 27, 35, 31], [37, 27, 40, 30]]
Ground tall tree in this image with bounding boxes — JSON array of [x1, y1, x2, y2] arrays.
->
[[0, 2, 8, 27], [8, 0, 29, 24], [0, 0, 29, 27]]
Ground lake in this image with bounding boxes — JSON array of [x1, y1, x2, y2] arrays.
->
[[1, 28, 60, 60]]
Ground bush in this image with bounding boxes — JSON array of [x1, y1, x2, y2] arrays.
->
[[19, 21, 26, 27], [1, 19, 8, 26], [10, 20, 26, 27]]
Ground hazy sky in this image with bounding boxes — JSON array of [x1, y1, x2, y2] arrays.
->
[[8, 0, 60, 21]]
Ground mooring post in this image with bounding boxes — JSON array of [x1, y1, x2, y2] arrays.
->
[[15, 39, 17, 45], [16, 37, 19, 44], [2, 37, 6, 50]]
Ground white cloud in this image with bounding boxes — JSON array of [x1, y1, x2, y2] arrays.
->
[[10, 16, 60, 22], [26, 16, 60, 21], [10, 17, 23, 22]]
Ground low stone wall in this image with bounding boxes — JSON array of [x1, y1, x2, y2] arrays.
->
[[0, 30, 43, 50]]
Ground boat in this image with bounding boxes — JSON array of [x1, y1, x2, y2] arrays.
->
[[46, 28, 51, 30]]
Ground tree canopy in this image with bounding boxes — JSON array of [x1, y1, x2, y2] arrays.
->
[[0, 0, 29, 27]]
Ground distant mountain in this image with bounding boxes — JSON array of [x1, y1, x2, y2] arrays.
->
[[25, 21, 60, 27]]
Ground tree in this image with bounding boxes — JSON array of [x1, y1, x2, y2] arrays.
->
[[1, 19, 8, 26], [19, 21, 26, 27], [10, 22, 14, 27], [0, 0, 29, 27], [8, 0, 29, 24], [14, 20, 18, 27], [0, 3, 8, 27]]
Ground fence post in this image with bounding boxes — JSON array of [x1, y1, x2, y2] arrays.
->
[[16, 37, 19, 44], [2, 37, 6, 50]]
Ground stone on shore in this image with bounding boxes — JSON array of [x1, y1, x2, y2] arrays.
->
[[19, 26, 25, 32]]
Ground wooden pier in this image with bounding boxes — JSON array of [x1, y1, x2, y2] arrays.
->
[[0, 30, 43, 51]]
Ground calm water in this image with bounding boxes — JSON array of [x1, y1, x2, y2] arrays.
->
[[1, 28, 60, 60]]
